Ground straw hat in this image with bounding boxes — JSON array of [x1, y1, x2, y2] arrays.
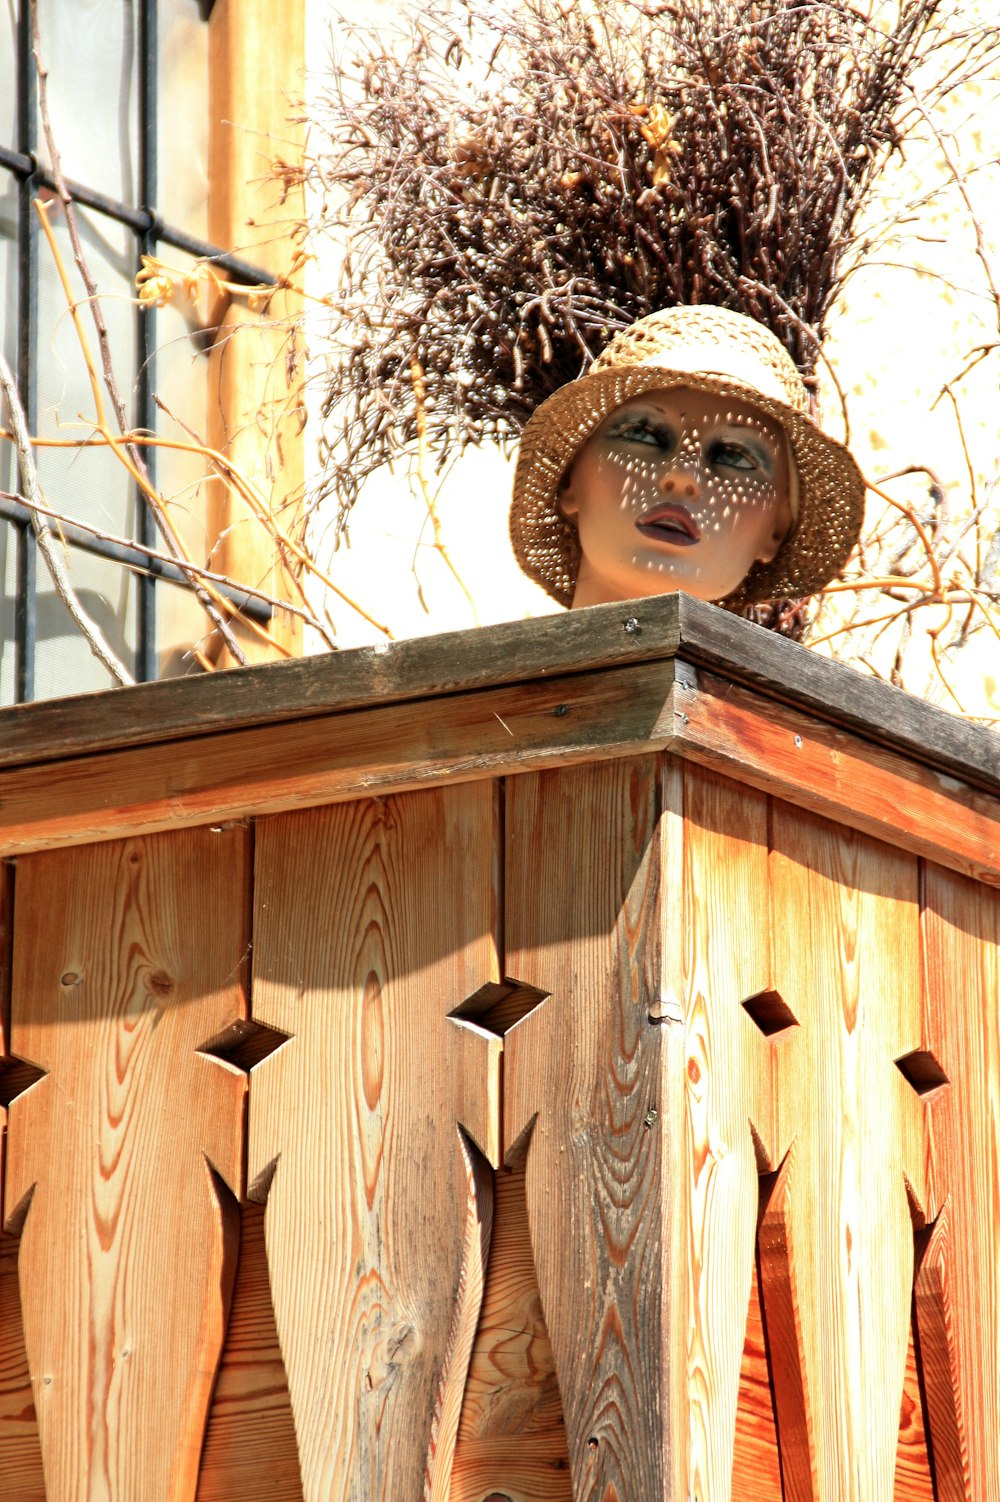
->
[[509, 305, 866, 609]]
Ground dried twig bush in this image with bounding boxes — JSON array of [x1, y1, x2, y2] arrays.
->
[[304, 0, 997, 532]]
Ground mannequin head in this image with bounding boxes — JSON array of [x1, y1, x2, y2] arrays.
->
[[557, 385, 796, 608], [509, 305, 865, 612]]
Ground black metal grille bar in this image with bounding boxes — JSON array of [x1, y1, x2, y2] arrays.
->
[[0, 143, 277, 289], [137, 0, 157, 682], [0, 492, 272, 623], [14, 0, 37, 701]]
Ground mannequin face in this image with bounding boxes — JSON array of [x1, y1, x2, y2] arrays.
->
[[558, 386, 794, 607]]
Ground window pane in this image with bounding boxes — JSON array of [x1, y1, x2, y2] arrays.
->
[[34, 201, 138, 540], [33, 544, 136, 700], [1, 166, 18, 702], [34, 0, 138, 204], [1, 0, 15, 150], [0, 522, 17, 706], [157, 576, 209, 678], [158, 0, 209, 238], [0, 166, 16, 390], [150, 244, 213, 675]]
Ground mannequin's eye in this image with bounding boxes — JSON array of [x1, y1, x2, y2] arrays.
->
[[607, 416, 676, 449], [709, 440, 757, 471]]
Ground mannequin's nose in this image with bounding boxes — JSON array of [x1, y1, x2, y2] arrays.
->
[[658, 463, 700, 500]]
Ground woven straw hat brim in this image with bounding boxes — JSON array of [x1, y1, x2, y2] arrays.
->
[[510, 365, 866, 609]]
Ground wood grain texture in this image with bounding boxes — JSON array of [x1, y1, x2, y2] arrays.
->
[[451, 1158, 570, 1502], [682, 766, 778, 1502], [197, 1202, 303, 1502], [455, 1163, 564, 1441], [730, 1257, 782, 1501], [918, 863, 1000, 1500], [447, 1438, 573, 1502], [673, 666, 1000, 886], [3, 595, 997, 805], [250, 785, 502, 1502], [207, 0, 306, 664], [764, 805, 926, 1501], [503, 758, 667, 1500], [0, 859, 10, 1216], [0, 597, 679, 771], [897, 1248, 943, 1502], [0, 1232, 44, 1500], [4, 828, 249, 1502], [0, 663, 677, 859]]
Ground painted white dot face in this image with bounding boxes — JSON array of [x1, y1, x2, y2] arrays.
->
[[558, 387, 795, 607]]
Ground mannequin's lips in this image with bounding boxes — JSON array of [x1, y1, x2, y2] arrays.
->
[[635, 503, 700, 547]]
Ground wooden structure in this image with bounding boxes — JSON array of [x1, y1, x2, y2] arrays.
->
[[0, 592, 997, 1502]]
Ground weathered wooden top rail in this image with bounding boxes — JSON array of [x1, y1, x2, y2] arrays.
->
[[0, 594, 997, 882], [0, 597, 998, 1502], [2, 592, 997, 791]]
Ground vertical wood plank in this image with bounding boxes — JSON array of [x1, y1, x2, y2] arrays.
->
[[196, 1202, 304, 1502], [450, 1156, 571, 1502], [249, 785, 502, 1502], [918, 863, 1000, 1501], [682, 766, 777, 1502], [730, 1258, 782, 1502], [503, 757, 667, 1500], [0, 1231, 44, 1499], [764, 806, 925, 1502], [4, 828, 250, 1502], [894, 1305, 936, 1502]]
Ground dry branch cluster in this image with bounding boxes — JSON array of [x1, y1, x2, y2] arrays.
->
[[305, 0, 988, 528]]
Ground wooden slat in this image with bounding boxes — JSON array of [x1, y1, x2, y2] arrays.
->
[[450, 1161, 571, 1502], [503, 758, 668, 1499], [896, 1288, 939, 1500], [4, 828, 249, 1501], [0, 860, 10, 1213], [763, 806, 925, 1500], [673, 666, 1000, 885], [0, 1233, 43, 1499], [455, 1162, 565, 1441], [197, 1203, 303, 1502], [249, 785, 502, 1502], [2, 596, 997, 806], [731, 1260, 782, 1501], [0, 663, 677, 858], [682, 766, 777, 1501], [917, 863, 1000, 1500]]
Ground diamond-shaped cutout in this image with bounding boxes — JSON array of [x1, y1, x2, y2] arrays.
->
[[0, 1054, 46, 1108], [450, 979, 549, 1036], [742, 989, 799, 1039], [895, 1048, 949, 1098], [197, 1018, 291, 1074]]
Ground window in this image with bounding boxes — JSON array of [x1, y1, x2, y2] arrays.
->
[[0, 0, 285, 703]]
